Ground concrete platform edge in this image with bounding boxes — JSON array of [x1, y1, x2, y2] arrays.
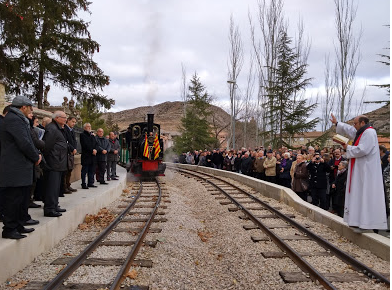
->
[[0, 166, 128, 284], [171, 163, 390, 261]]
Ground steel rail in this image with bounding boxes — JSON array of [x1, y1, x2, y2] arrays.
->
[[178, 169, 336, 289], [110, 178, 162, 290], [43, 181, 144, 290], [176, 167, 390, 287]]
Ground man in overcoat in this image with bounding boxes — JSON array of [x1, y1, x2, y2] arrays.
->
[[95, 128, 110, 184], [107, 131, 120, 181], [42, 111, 68, 217], [0, 96, 41, 239], [64, 116, 78, 193], [80, 123, 97, 189]]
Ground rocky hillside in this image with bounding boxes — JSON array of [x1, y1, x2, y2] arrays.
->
[[102, 101, 231, 135]]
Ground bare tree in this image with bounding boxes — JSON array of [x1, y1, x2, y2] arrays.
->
[[180, 63, 188, 117], [333, 0, 362, 122], [321, 54, 336, 131], [242, 53, 256, 147], [249, 0, 284, 146], [227, 14, 244, 149]]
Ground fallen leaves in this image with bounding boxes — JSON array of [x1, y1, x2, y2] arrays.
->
[[197, 230, 213, 242], [63, 253, 73, 257], [125, 269, 138, 279], [122, 189, 130, 194], [6, 280, 28, 289], [78, 208, 115, 230]]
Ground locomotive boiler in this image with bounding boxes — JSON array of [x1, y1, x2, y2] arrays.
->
[[122, 113, 166, 177]]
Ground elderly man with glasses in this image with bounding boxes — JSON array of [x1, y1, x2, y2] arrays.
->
[[42, 111, 68, 218]]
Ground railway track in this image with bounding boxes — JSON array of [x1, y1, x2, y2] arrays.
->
[[25, 178, 166, 290], [170, 166, 390, 290]]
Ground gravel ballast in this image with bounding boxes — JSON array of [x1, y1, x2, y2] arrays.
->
[[0, 171, 389, 290]]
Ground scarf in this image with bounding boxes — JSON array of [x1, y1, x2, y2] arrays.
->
[[281, 158, 287, 167], [348, 124, 373, 193], [337, 168, 347, 176], [9, 107, 29, 127]]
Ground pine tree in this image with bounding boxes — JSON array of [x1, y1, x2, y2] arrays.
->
[[0, 0, 113, 109], [267, 29, 316, 148], [174, 73, 218, 153], [79, 99, 107, 133], [106, 113, 120, 133]]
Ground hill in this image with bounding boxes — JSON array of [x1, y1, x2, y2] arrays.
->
[[102, 101, 231, 136]]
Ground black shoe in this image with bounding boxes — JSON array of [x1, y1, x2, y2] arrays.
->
[[68, 187, 77, 192], [24, 219, 39, 226], [63, 188, 72, 194], [56, 207, 66, 213], [59, 194, 65, 197], [110, 177, 118, 180], [81, 184, 89, 189], [114, 175, 119, 177], [100, 182, 108, 185], [2, 231, 27, 239], [88, 184, 97, 188], [18, 227, 35, 233], [44, 212, 62, 217], [29, 202, 41, 208]]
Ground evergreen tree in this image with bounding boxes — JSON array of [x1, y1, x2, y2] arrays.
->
[[0, 0, 113, 109], [79, 99, 107, 132], [267, 29, 316, 148], [106, 113, 120, 133], [174, 73, 217, 153]]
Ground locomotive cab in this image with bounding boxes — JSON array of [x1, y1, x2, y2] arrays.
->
[[127, 114, 166, 177]]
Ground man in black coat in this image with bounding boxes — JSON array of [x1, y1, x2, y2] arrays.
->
[[0, 96, 41, 239], [64, 116, 78, 193], [307, 153, 331, 210], [95, 128, 110, 184], [80, 123, 97, 189], [240, 152, 253, 176], [107, 132, 120, 181], [42, 111, 68, 217], [0, 105, 11, 222]]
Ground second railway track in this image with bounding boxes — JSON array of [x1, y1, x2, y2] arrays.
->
[[170, 166, 390, 290], [24, 178, 167, 290]]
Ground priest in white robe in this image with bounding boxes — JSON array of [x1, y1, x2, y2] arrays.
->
[[330, 114, 388, 231]]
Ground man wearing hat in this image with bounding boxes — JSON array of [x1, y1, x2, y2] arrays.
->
[[0, 96, 41, 239], [263, 149, 277, 183]]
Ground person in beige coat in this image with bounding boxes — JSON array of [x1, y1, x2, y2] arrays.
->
[[263, 150, 277, 184]]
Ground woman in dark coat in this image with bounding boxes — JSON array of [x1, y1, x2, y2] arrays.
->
[[331, 161, 348, 218], [223, 151, 234, 171], [292, 154, 309, 201], [279, 152, 292, 188], [234, 153, 242, 173]]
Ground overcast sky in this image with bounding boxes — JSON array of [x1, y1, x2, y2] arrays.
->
[[50, 0, 390, 121]]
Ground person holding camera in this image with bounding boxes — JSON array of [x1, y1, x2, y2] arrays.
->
[[307, 153, 331, 210]]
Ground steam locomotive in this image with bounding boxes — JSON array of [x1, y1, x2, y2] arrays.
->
[[119, 114, 166, 177]]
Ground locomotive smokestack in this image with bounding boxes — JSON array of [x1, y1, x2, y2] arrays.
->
[[147, 113, 154, 134]]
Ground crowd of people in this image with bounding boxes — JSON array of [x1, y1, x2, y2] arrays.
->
[[0, 96, 120, 239], [178, 115, 390, 232]]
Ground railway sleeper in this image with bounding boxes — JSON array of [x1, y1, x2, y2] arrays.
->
[[51, 257, 153, 267], [251, 235, 310, 242], [228, 206, 282, 211], [243, 224, 311, 230], [114, 227, 162, 233], [239, 214, 296, 219], [118, 204, 168, 209], [79, 240, 158, 247], [261, 251, 332, 258], [120, 217, 168, 223], [24, 282, 149, 290], [279, 271, 390, 283]]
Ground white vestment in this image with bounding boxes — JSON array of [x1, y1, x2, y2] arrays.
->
[[337, 123, 388, 229]]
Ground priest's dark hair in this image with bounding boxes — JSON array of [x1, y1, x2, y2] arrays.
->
[[358, 115, 369, 124]]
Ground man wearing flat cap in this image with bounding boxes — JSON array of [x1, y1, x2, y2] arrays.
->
[[0, 96, 42, 239]]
